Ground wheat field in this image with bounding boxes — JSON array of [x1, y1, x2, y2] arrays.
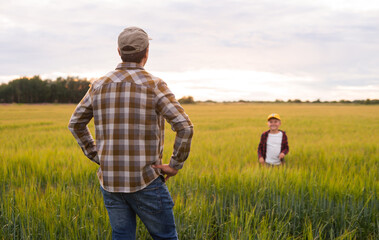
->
[[0, 103, 378, 239]]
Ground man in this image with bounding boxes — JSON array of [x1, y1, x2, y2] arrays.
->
[[68, 26, 194, 240]]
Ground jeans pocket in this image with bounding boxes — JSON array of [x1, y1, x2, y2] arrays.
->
[[100, 185, 121, 207], [135, 186, 162, 214], [159, 184, 174, 210]]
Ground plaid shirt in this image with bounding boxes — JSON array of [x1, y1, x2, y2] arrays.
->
[[257, 130, 289, 162], [68, 62, 194, 193]]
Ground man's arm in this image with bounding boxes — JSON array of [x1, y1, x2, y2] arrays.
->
[[68, 87, 99, 165], [154, 81, 194, 171]]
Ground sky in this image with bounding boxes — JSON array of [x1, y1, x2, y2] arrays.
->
[[1, 0, 378, 101]]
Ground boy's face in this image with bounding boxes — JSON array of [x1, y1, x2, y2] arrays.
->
[[267, 118, 281, 131]]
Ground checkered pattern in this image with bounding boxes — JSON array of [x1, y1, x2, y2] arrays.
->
[[257, 130, 289, 161], [68, 62, 194, 193]]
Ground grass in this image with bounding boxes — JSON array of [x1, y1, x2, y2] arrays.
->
[[0, 103, 378, 239]]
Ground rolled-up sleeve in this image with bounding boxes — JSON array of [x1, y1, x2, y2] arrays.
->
[[155, 80, 194, 170], [68, 87, 99, 164]]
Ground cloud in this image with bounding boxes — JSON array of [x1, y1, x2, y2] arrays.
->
[[0, 0, 378, 100], [153, 69, 318, 101]]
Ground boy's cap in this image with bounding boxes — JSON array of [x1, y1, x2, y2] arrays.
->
[[267, 113, 281, 121], [118, 27, 151, 55]]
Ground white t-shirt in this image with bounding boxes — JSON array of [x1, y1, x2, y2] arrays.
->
[[266, 131, 283, 165]]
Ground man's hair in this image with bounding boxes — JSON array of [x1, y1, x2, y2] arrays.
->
[[120, 46, 148, 63]]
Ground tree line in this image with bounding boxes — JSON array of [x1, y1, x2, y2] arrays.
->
[[0, 76, 378, 104], [0, 76, 90, 103], [0, 76, 195, 104]]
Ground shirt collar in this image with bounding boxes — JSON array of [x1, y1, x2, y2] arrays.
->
[[116, 62, 145, 70]]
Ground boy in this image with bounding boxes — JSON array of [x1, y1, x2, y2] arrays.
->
[[258, 113, 289, 166]]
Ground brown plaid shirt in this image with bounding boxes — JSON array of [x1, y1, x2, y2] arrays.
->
[[68, 62, 194, 193]]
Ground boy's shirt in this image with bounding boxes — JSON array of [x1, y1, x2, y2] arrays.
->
[[257, 130, 289, 163], [266, 131, 283, 165]]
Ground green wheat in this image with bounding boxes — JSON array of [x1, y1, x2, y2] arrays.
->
[[0, 103, 377, 239]]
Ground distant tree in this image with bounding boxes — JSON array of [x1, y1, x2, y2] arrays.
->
[[0, 83, 11, 103], [178, 96, 195, 104], [4, 76, 48, 103], [368, 99, 379, 104]]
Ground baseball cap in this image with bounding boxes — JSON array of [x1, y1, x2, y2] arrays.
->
[[118, 27, 151, 55], [267, 113, 281, 121]]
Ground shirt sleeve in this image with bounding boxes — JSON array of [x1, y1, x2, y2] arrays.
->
[[257, 133, 265, 160], [68, 87, 99, 165], [155, 80, 194, 170], [281, 132, 289, 155]]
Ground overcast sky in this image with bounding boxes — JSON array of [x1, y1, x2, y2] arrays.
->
[[1, 0, 378, 101]]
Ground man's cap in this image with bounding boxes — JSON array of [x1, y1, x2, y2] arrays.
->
[[267, 113, 281, 121], [118, 27, 151, 55]]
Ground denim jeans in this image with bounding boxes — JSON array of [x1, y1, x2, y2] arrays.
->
[[100, 176, 178, 240]]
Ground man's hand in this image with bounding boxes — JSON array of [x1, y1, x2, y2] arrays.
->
[[259, 157, 265, 166], [152, 164, 178, 181]]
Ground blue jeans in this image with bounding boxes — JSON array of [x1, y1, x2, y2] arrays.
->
[[100, 176, 178, 240]]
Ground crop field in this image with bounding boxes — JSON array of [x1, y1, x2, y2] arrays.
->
[[0, 103, 378, 239]]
